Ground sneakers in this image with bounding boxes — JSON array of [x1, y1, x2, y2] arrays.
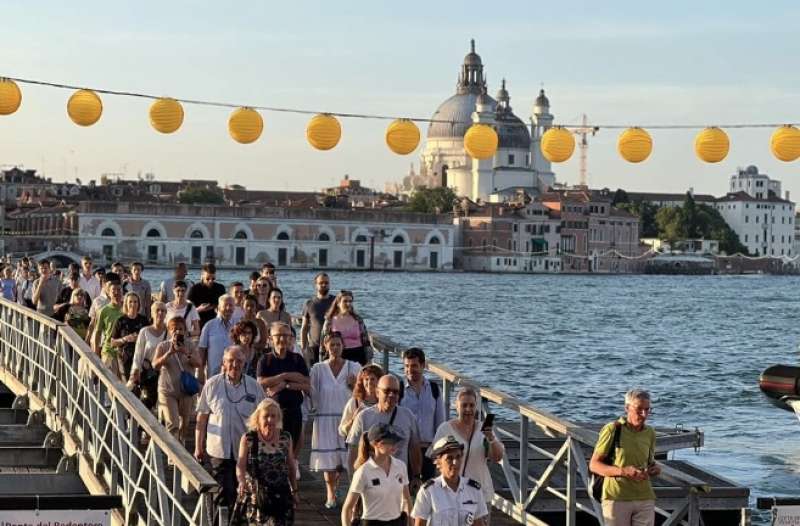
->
[[324, 499, 337, 509]]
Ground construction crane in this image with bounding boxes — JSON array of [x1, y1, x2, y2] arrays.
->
[[568, 114, 598, 187]]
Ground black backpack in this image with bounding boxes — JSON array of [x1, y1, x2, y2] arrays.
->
[[396, 374, 440, 401]]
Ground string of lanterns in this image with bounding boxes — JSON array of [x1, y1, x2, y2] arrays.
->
[[2, 76, 800, 164]]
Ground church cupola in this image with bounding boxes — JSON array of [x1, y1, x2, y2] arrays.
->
[[496, 78, 511, 112], [533, 88, 550, 115], [457, 39, 486, 95]]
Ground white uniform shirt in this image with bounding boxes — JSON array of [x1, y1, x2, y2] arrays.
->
[[79, 274, 101, 300], [349, 457, 408, 521], [412, 475, 488, 526], [196, 373, 265, 459]]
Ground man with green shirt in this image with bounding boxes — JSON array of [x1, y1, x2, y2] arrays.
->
[[92, 281, 124, 375], [590, 389, 661, 526]]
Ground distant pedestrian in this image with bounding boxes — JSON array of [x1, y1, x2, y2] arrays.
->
[[300, 272, 335, 365], [322, 290, 370, 366], [188, 263, 226, 329], [32, 259, 62, 317], [309, 332, 360, 507], [64, 288, 91, 340], [339, 364, 383, 442], [1, 266, 17, 301], [108, 292, 148, 380], [411, 435, 488, 526], [158, 262, 191, 303], [230, 320, 261, 378], [229, 281, 246, 322], [92, 280, 123, 359], [78, 255, 101, 300], [400, 347, 445, 482], [15, 266, 34, 308], [242, 294, 269, 352], [124, 262, 152, 318], [340, 423, 412, 526], [198, 294, 236, 379], [260, 262, 277, 287], [257, 287, 292, 335], [253, 276, 272, 312], [129, 301, 168, 410], [589, 389, 661, 526], [165, 280, 200, 337]]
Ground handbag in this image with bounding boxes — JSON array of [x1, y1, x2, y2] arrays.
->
[[176, 353, 200, 396], [589, 420, 622, 501]]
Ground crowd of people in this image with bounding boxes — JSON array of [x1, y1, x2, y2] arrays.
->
[[3, 255, 660, 526]]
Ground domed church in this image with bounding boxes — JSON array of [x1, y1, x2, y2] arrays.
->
[[393, 40, 557, 202]]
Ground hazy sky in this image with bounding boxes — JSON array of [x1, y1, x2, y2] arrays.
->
[[3, 1, 800, 199]]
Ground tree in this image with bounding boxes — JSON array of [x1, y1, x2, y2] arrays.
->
[[656, 206, 686, 243], [178, 186, 224, 205], [611, 188, 630, 206], [406, 187, 458, 214], [617, 201, 659, 238]]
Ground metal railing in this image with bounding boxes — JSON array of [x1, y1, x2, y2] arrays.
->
[[0, 298, 218, 526], [371, 333, 732, 526]]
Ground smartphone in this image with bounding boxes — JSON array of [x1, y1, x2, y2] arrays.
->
[[481, 413, 495, 431], [175, 334, 185, 346]]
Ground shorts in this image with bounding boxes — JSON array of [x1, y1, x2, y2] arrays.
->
[[282, 406, 303, 447]]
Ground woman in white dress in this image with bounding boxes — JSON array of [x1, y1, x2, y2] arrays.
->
[[429, 386, 505, 521], [309, 332, 360, 508]]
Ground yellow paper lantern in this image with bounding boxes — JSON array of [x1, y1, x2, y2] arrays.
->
[[306, 114, 341, 150], [617, 127, 653, 163], [228, 107, 263, 144], [770, 125, 800, 162], [67, 89, 103, 126], [464, 124, 498, 160], [385, 119, 420, 155], [149, 97, 184, 134], [694, 127, 729, 163], [541, 127, 575, 163], [0, 79, 22, 116]]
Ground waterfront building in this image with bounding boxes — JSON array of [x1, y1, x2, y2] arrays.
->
[[387, 40, 556, 202], [10, 201, 454, 271], [455, 197, 561, 273], [625, 189, 716, 208], [714, 166, 795, 257]]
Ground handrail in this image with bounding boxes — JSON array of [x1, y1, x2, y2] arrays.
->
[[0, 298, 218, 525]]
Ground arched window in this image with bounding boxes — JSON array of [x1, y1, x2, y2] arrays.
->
[[355, 235, 368, 243], [429, 236, 441, 245], [146, 228, 161, 238], [277, 232, 290, 241], [190, 230, 204, 239], [101, 228, 116, 237], [318, 233, 330, 242], [393, 235, 405, 244], [233, 230, 248, 240]]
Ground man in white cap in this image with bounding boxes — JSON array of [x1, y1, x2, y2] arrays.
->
[[412, 435, 488, 526]]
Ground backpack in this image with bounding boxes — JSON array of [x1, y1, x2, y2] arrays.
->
[[396, 374, 440, 401], [589, 420, 622, 501]]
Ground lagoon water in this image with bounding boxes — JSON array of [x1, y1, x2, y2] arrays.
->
[[149, 269, 799, 516]]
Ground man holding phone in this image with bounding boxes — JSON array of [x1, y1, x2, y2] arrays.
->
[[589, 389, 661, 526]]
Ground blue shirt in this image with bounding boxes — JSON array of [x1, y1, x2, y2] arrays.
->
[[199, 316, 234, 378], [400, 377, 446, 444]]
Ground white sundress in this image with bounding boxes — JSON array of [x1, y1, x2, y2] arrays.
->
[[309, 359, 361, 471]]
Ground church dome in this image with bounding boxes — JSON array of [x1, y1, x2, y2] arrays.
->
[[427, 92, 496, 139], [496, 112, 531, 149], [535, 89, 550, 108]]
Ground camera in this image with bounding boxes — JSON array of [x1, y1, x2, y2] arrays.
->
[[175, 333, 185, 346]]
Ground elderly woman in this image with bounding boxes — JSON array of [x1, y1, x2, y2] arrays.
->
[[165, 280, 200, 338], [129, 301, 168, 408], [231, 320, 261, 378], [235, 398, 298, 526], [341, 423, 412, 526], [321, 291, 370, 365], [309, 332, 361, 508], [338, 364, 383, 441], [108, 292, 148, 381], [257, 287, 292, 330], [152, 317, 202, 444], [430, 386, 504, 518]]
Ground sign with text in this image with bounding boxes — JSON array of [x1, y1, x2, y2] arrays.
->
[[0, 510, 109, 526], [773, 506, 800, 526]]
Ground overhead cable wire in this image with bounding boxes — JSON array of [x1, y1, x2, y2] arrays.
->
[[6, 76, 800, 131]]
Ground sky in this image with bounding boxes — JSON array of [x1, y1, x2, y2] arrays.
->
[[2, 1, 800, 199]]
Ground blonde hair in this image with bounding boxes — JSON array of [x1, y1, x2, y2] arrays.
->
[[247, 398, 283, 431], [123, 292, 141, 312], [151, 301, 166, 318]]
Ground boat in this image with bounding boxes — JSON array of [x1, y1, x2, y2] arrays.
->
[[758, 364, 800, 420]]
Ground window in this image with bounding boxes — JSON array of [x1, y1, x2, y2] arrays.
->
[[190, 229, 204, 239], [393, 235, 405, 244], [102, 245, 114, 260], [318, 248, 328, 267], [356, 249, 366, 268], [147, 245, 159, 263], [318, 232, 330, 242], [101, 227, 116, 237], [146, 228, 161, 238], [745, 216, 749, 223], [355, 234, 368, 243], [278, 247, 287, 266], [233, 230, 248, 240], [191, 246, 202, 265], [429, 236, 440, 245], [235, 247, 246, 266], [429, 251, 438, 269], [508, 154, 515, 165], [277, 231, 290, 241], [393, 250, 403, 268]]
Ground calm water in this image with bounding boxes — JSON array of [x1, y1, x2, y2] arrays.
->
[[149, 269, 800, 514]]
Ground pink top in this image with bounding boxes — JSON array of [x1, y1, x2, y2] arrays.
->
[[331, 315, 362, 349]]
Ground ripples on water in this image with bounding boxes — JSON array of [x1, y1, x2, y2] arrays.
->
[[150, 269, 800, 510]]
